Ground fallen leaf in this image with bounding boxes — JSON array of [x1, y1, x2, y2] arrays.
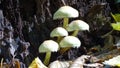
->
[[103, 55, 120, 66], [29, 57, 47, 68]]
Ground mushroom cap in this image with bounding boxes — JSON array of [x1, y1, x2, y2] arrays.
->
[[59, 36, 81, 48], [53, 6, 79, 20], [39, 40, 59, 53], [50, 27, 68, 37], [66, 20, 89, 32]]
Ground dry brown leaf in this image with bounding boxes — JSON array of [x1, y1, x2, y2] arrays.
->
[[14, 59, 20, 68]]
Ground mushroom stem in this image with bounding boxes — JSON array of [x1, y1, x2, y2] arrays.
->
[[60, 47, 71, 54], [44, 52, 51, 65], [57, 36, 62, 43], [63, 18, 69, 28], [72, 30, 79, 36]]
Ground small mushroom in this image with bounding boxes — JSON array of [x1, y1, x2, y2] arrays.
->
[[66, 20, 89, 36], [59, 36, 81, 53], [39, 40, 59, 65], [53, 6, 79, 28], [60, 36, 81, 48], [50, 27, 68, 42]]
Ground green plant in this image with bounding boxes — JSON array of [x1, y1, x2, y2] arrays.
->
[[111, 13, 120, 31], [101, 13, 120, 38]]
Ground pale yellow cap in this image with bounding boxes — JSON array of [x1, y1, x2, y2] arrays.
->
[[53, 6, 79, 20]]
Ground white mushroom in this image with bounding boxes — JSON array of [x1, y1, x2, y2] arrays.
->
[[39, 40, 59, 65], [50, 27, 68, 37], [66, 20, 89, 36], [53, 6, 79, 28], [50, 27, 68, 42], [60, 36, 81, 48]]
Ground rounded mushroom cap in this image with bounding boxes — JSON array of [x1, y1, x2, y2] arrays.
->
[[39, 40, 59, 53], [59, 36, 81, 48], [50, 27, 68, 37], [66, 20, 89, 32], [53, 6, 79, 20]]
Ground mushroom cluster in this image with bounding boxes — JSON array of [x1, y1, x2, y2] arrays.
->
[[38, 5, 89, 66]]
